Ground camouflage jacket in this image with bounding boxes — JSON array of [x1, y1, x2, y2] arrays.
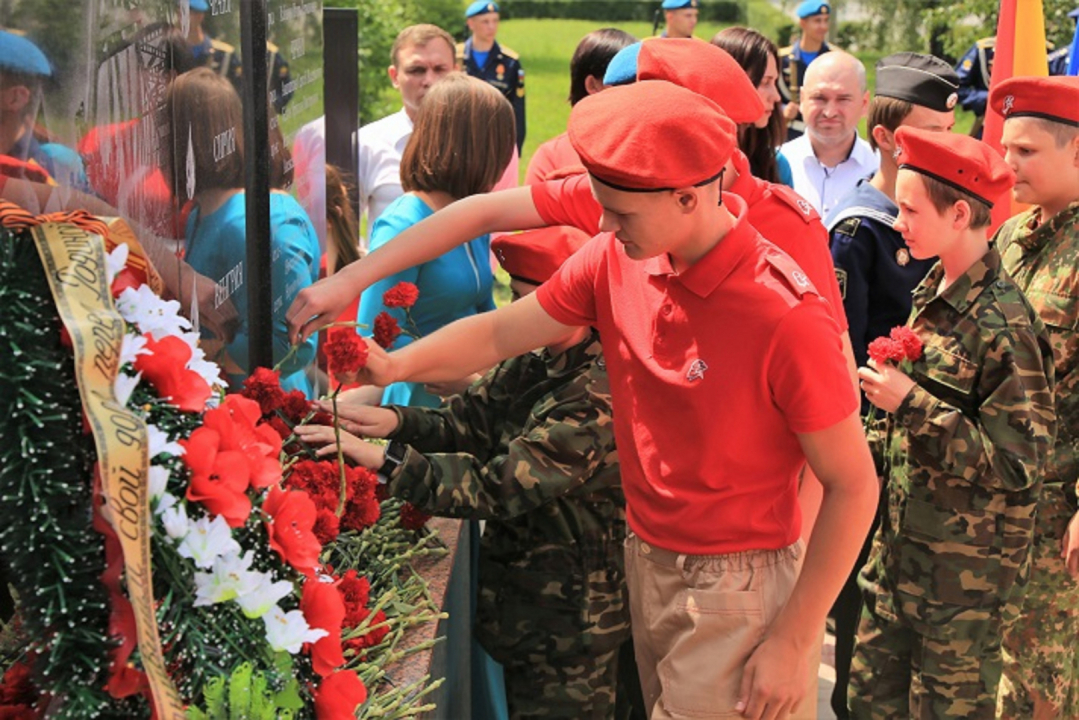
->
[[863, 248, 1056, 636], [385, 330, 629, 663], [996, 201, 1079, 499]]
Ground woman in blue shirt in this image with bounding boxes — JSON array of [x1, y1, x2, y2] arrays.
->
[[164, 68, 320, 396], [358, 73, 514, 408]]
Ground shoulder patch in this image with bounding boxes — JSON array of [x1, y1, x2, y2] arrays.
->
[[961, 58, 973, 71], [976, 37, 996, 49], [210, 38, 235, 53], [779, 45, 794, 57], [835, 217, 861, 237], [835, 268, 848, 300], [266, 40, 279, 53], [765, 252, 817, 298], [770, 185, 820, 223], [501, 45, 519, 59]]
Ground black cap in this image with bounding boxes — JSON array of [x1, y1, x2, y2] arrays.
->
[[874, 52, 960, 112]]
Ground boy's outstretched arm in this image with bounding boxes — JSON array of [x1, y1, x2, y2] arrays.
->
[[287, 186, 544, 343], [357, 293, 576, 387]]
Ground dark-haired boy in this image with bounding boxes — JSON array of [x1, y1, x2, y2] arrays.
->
[[989, 75, 1079, 720], [849, 127, 1055, 719], [824, 52, 960, 718]]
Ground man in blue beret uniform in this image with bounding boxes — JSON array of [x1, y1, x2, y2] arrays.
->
[[823, 51, 960, 719], [779, 0, 833, 139], [182, 0, 294, 113], [458, 1, 526, 153], [658, 0, 700, 39], [0, 29, 61, 183]]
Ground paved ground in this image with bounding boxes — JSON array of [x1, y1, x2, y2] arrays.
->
[[817, 631, 839, 719]]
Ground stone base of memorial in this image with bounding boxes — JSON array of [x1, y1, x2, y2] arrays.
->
[[0, 201, 450, 719]]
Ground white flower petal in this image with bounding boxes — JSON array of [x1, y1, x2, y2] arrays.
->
[[119, 333, 149, 368], [146, 423, 185, 460], [114, 371, 141, 408], [115, 286, 191, 340], [178, 514, 240, 569], [161, 501, 190, 539], [106, 244, 129, 285], [262, 606, 328, 654], [147, 465, 170, 501], [236, 574, 294, 619]]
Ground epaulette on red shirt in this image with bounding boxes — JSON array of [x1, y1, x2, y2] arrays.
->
[[762, 244, 819, 300], [768, 184, 820, 224]]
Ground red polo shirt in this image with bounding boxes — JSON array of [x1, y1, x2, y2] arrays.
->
[[531, 157, 849, 332], [524, 131, 582, 186], [535, 196, 857, 554]]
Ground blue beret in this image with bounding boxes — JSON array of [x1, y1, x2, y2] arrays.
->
[[465, 1, 499, 18], [0, 31, 51, 77], [796, 0, 831, 17], [187, 0, 210, 11], [662, 0, 699, 8], [603, 42, 643, 86]]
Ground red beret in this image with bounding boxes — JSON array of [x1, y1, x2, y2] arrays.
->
[[895, 126, 1014, 208], [492, 226, 592, 286], [568, 80, 737, 192], [989, 76, 1079, 127], [637, 39, 766, 124]]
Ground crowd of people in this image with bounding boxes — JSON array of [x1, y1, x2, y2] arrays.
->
[[293, 1, 1079, 720], [4, 0, 1079, 719]]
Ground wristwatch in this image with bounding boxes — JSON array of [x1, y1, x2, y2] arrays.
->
[[377, 440, 407, 484]]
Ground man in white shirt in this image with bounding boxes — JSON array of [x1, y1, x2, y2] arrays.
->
[[781, 50, 879, 217], [358, 25, 456, 246]]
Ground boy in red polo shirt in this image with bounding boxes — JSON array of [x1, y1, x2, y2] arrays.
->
[[323, 81, 878, 719]]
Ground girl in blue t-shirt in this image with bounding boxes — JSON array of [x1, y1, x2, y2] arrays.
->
[[358, 72, 515, 408]]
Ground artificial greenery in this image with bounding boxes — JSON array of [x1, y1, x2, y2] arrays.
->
[[0, 226, 142, 718]]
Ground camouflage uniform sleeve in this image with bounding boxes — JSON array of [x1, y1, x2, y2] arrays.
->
[[893, 326, 1056, 492], [390, 360, 520, 458], [385, 378, 615, 520]]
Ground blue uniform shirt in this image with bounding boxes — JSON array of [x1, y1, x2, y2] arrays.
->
[[458, 38, 526, 152], [827, 180, 936, 402]]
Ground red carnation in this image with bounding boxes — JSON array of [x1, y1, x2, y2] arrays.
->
[[242, 367, 287, 417], [867, 337, 905, 366], [286, 460, 341, 513], [134, 334, 212, 412], [400, 503, 432, 532], [337, 570, 372, 627], [313, 508, 341, 545], [263, 485, 322, 576], [0, 661, 38, 707], [344, 609, 390, 655], [889, 326, 924, 363], [341, 466, 380, 533], [314, 669, 367, 720], [302, 577, 347, 677], [282, 390, 312, 424], [324, 328, 368, 383], [181, 427, 253, 527], [382, 281, 419, 309], [373, 312, 402, 350]]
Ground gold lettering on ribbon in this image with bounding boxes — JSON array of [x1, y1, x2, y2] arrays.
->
[[32, 222, 186, 719]]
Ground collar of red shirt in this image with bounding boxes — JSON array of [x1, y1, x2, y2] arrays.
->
[[642, 193, 758, 298], [727, 150, 767, 208]]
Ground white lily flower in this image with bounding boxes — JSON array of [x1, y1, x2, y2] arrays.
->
[[161, 500, 189, 539], [181, 333, 226, 390], [236, 573, 294, 619], [262, 605, 328, 654], [114, 371, 141, 408], [105, 243, 129, 286], [146, 423, 185, 460], [147, 465, 170, 501], [193, 551, 262, 607], [115, 286, 191, 340], [178, 514, 240, 569], [119, 333, 148, 368]]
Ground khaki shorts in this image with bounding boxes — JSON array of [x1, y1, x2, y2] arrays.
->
[[624, 532, 817, 719]]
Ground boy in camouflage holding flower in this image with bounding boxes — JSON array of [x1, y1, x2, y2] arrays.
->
[[988, 75, 1079, 720], [850, 127, 1056, 719]]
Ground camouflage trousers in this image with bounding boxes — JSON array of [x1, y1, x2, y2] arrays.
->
[[502, 647, 619, 720], [848, 600, 1003, 719], [998, 485, 1079, 719]]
